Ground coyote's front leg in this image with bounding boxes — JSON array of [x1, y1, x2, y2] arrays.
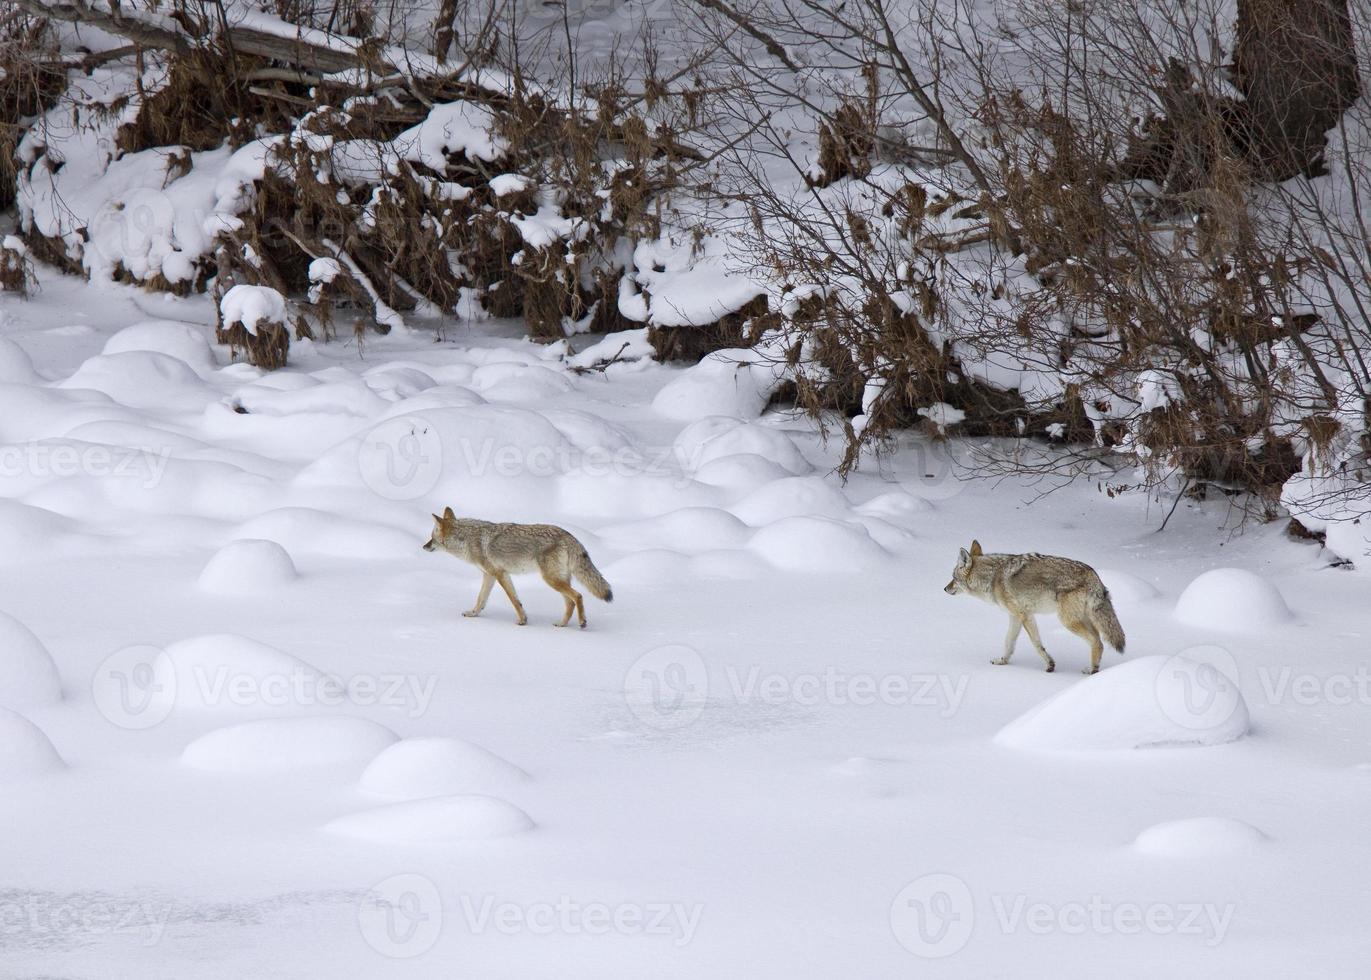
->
[[992, 617, 1022, 666], [464, 573, 494, 618]]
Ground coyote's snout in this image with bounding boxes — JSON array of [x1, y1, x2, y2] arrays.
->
[[423, 506, 613, 628], [945, 540, 1125, 675]]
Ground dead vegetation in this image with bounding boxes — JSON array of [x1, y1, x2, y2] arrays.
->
[[6, 0, 713, 368]]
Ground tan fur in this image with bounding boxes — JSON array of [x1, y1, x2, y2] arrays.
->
[[423, 506, 613, 628], [944, 539, 1125, 675]]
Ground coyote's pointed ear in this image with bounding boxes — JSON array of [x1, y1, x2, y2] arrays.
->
[[969, 540, 982, 557], [957, 548, 970, 566], [443, 506, 455, 521], [432, 513, 443, 527]]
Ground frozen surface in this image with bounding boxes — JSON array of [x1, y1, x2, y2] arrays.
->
[[0, 267, 1365, 978]]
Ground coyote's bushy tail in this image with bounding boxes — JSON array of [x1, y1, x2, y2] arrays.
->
[[1090, 587, 1125, 653], [573, 550, 613, 602]]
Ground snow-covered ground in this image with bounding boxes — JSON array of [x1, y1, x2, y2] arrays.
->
[[1, 270, 1368, 978]]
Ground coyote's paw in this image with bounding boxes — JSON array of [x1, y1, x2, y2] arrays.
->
[[579, 621, 587, 630], [462, 610, 480, 618], [515, 617, 528, 626], [1081, 666, 1099, 675], [1043, 662, 1055, 673], [991, 657, 1010, 666]]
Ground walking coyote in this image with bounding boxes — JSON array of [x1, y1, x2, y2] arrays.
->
[[424, 507, 613, 628], [944, 541, 1125, 674]]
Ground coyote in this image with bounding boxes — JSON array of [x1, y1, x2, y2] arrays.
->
[[423, 507, 613, 628], [944, 540, 1125, 675]]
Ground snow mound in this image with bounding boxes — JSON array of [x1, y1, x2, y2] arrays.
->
[[690, 549, 772, 580], [0, 708, 65, 780], [566, 328, 653, 370], [730, 476, 852, 525], [605, 549, 692, 585], [323, 794, 534, 843], [155, 634, 331, 713], [470, 362, 573, 403], [60, 350, 210, 411], [748, 517, 887, 573], [102, 320, 217, 373], [1098, 570, 1161, 604], [0, 337, 39, 383], [675, 417, 811, 476], [220, 285, 287, 336], [1132, 817, 1267, 857], [181, 716, 397, 771], [198, 539, 299, 594], [0, 611, 61, 711], [235, 508, 416, 560], [995, 655, 1250, 751], [652, 352, 784, 421], [690, 453, 795, 489], [558, 470, 714, 521], [359, 737, 529, 800], [1174, 568, 1292, 631], [855, 491, 935, 520], [598, 508, 751, 552]]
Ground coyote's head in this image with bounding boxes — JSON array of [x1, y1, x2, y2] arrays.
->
[[944, 539, 983, 595], [423, 506, 458, 553]]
